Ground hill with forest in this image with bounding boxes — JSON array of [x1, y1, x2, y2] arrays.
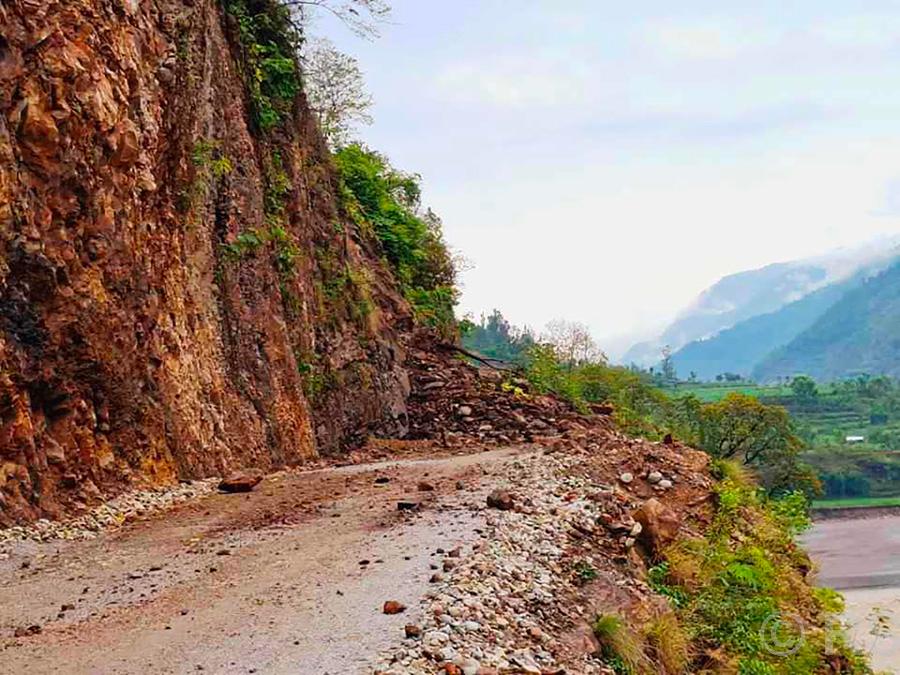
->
[[754, 261, 900, 382], [624, 236, 900, 368], [671, 271, 867, 380], [626, 238, 900, 381]]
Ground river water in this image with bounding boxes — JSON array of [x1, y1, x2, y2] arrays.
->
[[804, 514, 900, 671]]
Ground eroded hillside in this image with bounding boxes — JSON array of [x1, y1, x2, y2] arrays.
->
[[0, 0, 413, 524]]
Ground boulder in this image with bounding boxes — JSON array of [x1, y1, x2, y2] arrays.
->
[[632, 498, 681, 556], [218, 472, 262, 493]]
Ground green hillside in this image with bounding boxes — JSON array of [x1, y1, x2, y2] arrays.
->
[[671, 280, 852, 380], [753, 261, 900, 382]]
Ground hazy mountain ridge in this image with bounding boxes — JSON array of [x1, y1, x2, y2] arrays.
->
[[623, 235, 900, 374], [753, 260, 900, 382], [670, 279, 855, 380]]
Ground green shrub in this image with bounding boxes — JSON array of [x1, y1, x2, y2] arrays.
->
[[223, 0, 301, 131], [334, 144, 457, 333], [649, 472, 871, 674]]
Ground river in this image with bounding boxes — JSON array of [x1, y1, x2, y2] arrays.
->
[[804, 513, 900, 671]]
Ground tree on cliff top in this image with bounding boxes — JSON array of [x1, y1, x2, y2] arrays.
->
[[287, 0, 391, 38], [301, 38, 373, 147]]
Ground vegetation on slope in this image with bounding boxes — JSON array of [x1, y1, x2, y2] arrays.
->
[[334, 144, 457, 332], [673, 375, 900, 501], [648, 463, 870, 674], [754, 261, 900, 382], [671, 280, 854, 381]]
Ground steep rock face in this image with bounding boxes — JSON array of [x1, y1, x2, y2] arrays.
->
[[0, 0, 411, 523]]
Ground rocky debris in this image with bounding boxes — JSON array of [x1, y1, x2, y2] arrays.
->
[[384, 601, 407, 615], [403, 332, 614, 448], [218, 472, 263, 493], [486, 489, 514, 511], [375, 438, 711, 674], [0, 479, 218, 547], [13, 624, 42, 638]]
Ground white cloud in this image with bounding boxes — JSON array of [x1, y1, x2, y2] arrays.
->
[[432, 55, 592, 108], [644, 21, 778, 61], [811, 14, 900, 49]]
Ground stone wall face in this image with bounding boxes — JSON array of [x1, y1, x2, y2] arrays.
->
[[0, 0, 411, 524]]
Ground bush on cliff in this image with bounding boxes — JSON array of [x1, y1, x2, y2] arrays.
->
[[334, 144, 458, 333]]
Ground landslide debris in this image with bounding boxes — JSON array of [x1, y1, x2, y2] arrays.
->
[[402, 331, 614, 447]]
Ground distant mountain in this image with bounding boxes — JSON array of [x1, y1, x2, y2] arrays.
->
[[622, 235, 900, 369], [753, 261, 900, 382], [670, 279, 855, 380]]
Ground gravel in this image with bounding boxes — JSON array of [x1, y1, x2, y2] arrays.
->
[[0, 478, 219, 548], [375, 450, 621, 675]]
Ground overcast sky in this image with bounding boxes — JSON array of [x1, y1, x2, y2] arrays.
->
[[320, 1, 900, 356]]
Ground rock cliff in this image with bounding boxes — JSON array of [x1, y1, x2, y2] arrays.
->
[[0, 0, 412, 524]]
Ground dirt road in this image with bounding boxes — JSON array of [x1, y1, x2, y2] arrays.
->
[[0, 446, 530, 674]]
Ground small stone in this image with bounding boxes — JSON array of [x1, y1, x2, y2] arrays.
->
[[405, 624, 422, 638], [486, 489, 514, 511], [619, 472, 634, 484], [383, 600, 406, 615], [397, 501, 419, 512], [457, 405, 473, 417], [457, 659, 481, 675], [417, 481, 435, 492], [13, 624, 42, 637], [647, 471, 663, 484], [658, 479, 673, 489]]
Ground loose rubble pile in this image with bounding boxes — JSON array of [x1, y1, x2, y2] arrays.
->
[[0, 478, 219, 547], [375, 431, 713, 674], [403, 332, 614, 447]]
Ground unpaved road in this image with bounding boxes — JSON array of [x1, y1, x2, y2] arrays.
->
[[805, 514, 900, 671], [0, 446, 531, 674]]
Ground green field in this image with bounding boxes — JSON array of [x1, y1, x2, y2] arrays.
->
[[668, 382, 791, 402], [812, 496, 900, 509]]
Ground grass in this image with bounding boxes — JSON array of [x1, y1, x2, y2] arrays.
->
[[647, 471, 872, 674], [592, 614, 651, 674], [645, 612, 690, 674], [812, 495, 900, 509]]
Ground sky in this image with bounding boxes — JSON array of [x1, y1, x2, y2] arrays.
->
[[317, 1, 900, 357]]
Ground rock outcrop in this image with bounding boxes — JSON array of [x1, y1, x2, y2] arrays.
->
[[0, 0, 411, 523]]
